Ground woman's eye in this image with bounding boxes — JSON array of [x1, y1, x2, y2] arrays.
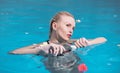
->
[[66, 24, 71, 27]]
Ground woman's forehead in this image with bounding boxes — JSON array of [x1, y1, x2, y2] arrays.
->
[[60, 15, 75, 23]]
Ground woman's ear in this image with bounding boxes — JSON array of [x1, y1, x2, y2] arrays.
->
[[52, 22, 57, 30]]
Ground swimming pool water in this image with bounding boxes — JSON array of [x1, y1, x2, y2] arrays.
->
[[0, 0, 120, 73]]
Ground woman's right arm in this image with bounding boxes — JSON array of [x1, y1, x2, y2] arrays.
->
[[9, 43, 66, 56], [9, 43, 45, 54]]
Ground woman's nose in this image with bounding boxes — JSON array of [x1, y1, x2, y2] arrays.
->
[[69, 28, 73, 33]]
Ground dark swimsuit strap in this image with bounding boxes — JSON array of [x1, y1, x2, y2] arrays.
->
[[46, 40, 50, 44]]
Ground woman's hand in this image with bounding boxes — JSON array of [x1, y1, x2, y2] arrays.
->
[[74, 37, 90, 48], [74, 37, 107, 48], [48, 43, 66, 56]]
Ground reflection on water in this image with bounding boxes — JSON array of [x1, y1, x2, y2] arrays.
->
[[43, 44, 85, 73]]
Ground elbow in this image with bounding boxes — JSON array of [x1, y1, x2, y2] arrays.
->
[[8, 50, 19, 54]]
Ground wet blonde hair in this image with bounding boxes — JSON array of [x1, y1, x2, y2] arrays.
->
[[49, 11, 74, 38]]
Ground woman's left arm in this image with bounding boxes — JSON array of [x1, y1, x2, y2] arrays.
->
[[73, 37, 107, 48], [88, 37, 107, 45]]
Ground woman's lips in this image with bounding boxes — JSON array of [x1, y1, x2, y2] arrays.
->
[[67, 34, 71, 38]]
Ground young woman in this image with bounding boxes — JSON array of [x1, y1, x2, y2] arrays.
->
[[9, 11, 107, 73]]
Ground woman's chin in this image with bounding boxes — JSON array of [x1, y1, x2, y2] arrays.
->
[[64, 38, 70, 41]]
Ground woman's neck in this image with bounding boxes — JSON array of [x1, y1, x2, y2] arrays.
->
[[49, 36, 67, 44], [49, 32, 68, 44]]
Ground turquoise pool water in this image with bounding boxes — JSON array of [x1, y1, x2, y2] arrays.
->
[[0, 0, 120, 73]]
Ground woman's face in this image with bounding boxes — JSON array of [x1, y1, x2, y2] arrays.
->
[[55, 15, 75, 41]]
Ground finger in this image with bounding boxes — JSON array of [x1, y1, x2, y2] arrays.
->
[[55, 47, 59, 56], [53, 46, 57, 55], [79, 38, 88, 47], [82, 38, 89, 46], [59, 46, 63, 54], [49, 44, 55, 54], [74, 41, 79, 48], [84, 38, 89, 45], [75, 40, 82, 48], [62, 45, 66, 53], [53, 45, 61, 56], [49, 46, 54, 54], [80, 38, 86, 47], [77, 39, 83, 47]]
